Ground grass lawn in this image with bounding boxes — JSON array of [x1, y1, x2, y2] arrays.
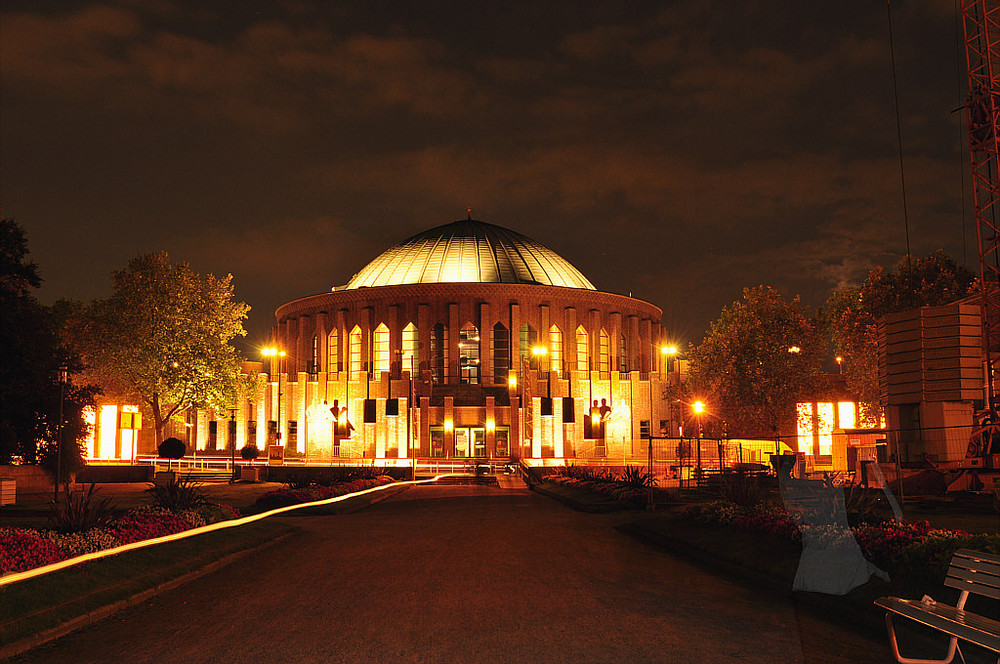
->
[[0, 479, 409, 655], [0, 519, 296, 650]]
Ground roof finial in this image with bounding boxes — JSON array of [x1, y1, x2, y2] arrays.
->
[[467, 207, 472, 220]]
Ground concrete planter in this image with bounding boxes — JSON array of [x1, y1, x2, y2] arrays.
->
[[240, 466, 263, 483]]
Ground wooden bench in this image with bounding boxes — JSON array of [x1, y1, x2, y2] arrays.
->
[[875, 549, 1000, 664]]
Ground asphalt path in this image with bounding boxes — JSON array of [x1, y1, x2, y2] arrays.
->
[[12, 484, 893, 663]]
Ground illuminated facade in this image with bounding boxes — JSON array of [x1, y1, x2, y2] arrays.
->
[[239, 218, 672, 465]]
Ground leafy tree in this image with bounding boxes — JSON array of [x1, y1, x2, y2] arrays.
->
[[157, 437, 186, 470], [688, 286, 823, 438], [67, 251, 250, 446], [825, 251, 976, 424], [0, 218, 94, 469]]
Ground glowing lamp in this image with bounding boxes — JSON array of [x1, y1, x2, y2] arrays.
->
[[788, 346, 801, 354], [692, 401, 706, 414], [661, 345, 677, 356], [531, 346, 547, 356], [486, 419, 495, 432], [508, 374, 517, 388], [592, 413, 600, 426], [444, 420, 453, 432]]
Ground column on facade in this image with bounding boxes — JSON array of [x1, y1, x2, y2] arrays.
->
[[628, 315, 640, 372]]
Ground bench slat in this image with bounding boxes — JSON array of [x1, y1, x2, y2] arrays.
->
[[875, 597, 1000, 652], [953, 549, 1000, 570], [951, 558, 1000, 578], [944, 575, 1000, 600], [947, 566, 1000, 589]]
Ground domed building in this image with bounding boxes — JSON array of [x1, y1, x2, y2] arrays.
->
[[242, 217, 674, 466]]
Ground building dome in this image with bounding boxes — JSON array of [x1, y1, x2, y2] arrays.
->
[[343, 219, 596, 290]]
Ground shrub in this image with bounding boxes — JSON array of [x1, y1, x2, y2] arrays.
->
[[197, 503, 241, 523], [112, 507, 195, 544], [39, 528, 122, 557], [157, 437, 186, 469], [48, 483, 117, 534], [620, 465, 657, 489], [0, 528, 67, 573], [719, 471, 764, 507], [240, 444, 260, 461], [146, 475, 210, 512]]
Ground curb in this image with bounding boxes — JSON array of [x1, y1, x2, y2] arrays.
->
[[0, 531, 294, 660]]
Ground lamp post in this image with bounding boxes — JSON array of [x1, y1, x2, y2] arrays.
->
[[692, 400, 705, 487], [228, 407, 237, 483], [835, 355, 844, 374], [53, 366, 68, 502]]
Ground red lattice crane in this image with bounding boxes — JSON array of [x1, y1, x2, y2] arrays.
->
[[963, 0, 1000, 419]]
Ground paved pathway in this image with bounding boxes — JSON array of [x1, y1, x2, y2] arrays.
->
[[13, 483, 892, 663]]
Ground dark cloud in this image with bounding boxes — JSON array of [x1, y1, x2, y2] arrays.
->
[[0, 0, 972, 347]]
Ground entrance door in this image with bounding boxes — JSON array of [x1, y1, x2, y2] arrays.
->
[[472, 428, 486, 458], [454, 427, 487, 457]]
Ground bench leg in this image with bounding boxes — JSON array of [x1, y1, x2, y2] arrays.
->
[[885, 613, 960, 664]]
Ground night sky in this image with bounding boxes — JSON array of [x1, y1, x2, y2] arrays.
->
[[1, 1, 973, 349]]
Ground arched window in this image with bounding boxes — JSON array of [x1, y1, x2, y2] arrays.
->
[[327, 330, 339, 374], [549, 325, 562, 374], [576, 326, 589, 372], [598, 329, 610, 374], [430, 323, 447, 384], [519, 324, 538, 368], [459, 323, 480, 384], [618, 332, 628, 373], [373, 324, 390, 374], [402, 323, 417, 376], [349, 326, 362, 378], [493, 323, 509, 383]]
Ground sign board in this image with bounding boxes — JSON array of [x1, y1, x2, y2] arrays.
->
[[268, 445, 285, 466]]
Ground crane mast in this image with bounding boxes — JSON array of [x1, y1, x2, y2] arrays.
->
[[963, 0, 1000, 418]]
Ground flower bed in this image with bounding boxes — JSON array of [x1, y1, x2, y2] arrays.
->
[[681, 500, 1000, 581], [0, 503, 242, 575], [545, 466, 658, 507], [253, 476, 393, 511]]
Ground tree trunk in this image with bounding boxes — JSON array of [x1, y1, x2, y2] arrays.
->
[[151, 395, 165, 447]]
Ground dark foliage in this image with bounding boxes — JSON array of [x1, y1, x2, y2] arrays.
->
[[157, 437, 186, 460], [240, 444, 259, 461], [620, 465, 657, 489], [146, 475, 210, 512], [47, 483, 117, 533], [719, 470, 764, 507], [0, 219, 94, 465]]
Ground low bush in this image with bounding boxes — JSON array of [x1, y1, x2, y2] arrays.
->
[[719, 470, 764, 508], [146, 475, 210, 512], [48, 483, 117, 534], [0, 528, 67, 573], [111, 507, 198, 545], [621, 465, 657, 489]]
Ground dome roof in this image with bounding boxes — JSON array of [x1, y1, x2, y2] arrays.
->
[[344, 219, 596, 290]]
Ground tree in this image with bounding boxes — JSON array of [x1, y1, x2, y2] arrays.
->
[[0, 218, 94, 468], [67, 251, 250, 446], [825, 251, 977, 425], [157, 437, 186, 470], [688, 286, 823, 438]]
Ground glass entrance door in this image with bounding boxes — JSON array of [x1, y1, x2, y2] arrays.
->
[[454, 427, 487, 457]]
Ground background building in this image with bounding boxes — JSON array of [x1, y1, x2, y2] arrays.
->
[[239, 217, 672, 466]]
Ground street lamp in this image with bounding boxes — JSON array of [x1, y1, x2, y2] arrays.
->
[[228, 407, 237, 483], [835, 356, 844, 374], [54, 366, 68, 502], [262, 347, 286, 450], [692, 400, 705, 486]]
